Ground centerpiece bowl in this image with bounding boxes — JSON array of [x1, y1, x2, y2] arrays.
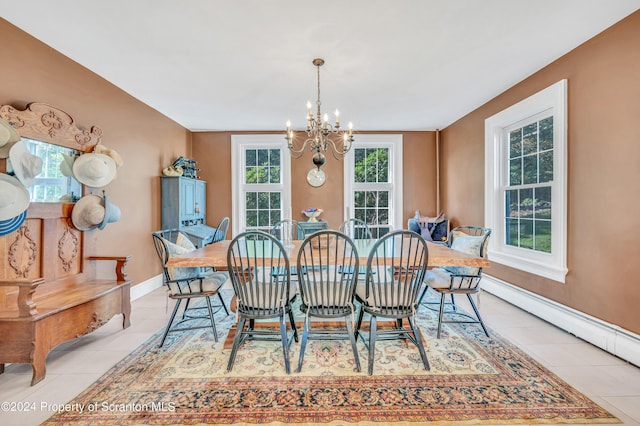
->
[[302, 208, 323, 222]]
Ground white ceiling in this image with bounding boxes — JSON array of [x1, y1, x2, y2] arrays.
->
[[1, 1, 638, 132]]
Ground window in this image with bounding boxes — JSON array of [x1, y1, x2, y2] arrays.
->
[[344, 134, 403, 238], [232, 135, 291, 235], [485, 80, 567, 282]]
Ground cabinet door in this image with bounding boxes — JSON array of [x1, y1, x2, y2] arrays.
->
[[194, 180, 206, 221], [181, 177, 197, 221]]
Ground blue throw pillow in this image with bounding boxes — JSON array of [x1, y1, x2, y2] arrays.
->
[[444, 235, 483, 276]]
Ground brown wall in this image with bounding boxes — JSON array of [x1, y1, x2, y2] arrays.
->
[[193, 131, 438, 232], [0, 19, 190, 286], [441, 11, 640, 334]]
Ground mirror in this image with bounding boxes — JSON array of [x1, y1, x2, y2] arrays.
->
[[7, 138, 82, 202]]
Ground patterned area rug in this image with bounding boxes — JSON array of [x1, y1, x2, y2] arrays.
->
[[43, 291, 618, 425]]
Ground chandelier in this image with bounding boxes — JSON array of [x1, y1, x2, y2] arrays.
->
[[285, 58, 354, 169]]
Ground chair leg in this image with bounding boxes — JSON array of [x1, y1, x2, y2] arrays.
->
[[205, 295, 218, 342], [218, 292, 230, 316], [437, 293, 446, 339], [182, 298, 191, 320], [355, 305, 365, 342], [345, 316, 361, 372], [159, 298, 182, 348], [296, 315, 311, 373], [279, 313, 291, 374], [227, 316, 246, 372], [408, 316, 430, 371], [467, 293, 490, 337], [368, 315, 377, 375], [288, 306, 299, 342]]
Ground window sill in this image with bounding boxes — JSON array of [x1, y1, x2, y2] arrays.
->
[[488, 250, 568, 283]]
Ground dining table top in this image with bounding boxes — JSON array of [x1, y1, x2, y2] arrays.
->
[[166, 238, 490, 270]]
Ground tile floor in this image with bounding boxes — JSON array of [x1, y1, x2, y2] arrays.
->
[[1, 284, 639, 426]]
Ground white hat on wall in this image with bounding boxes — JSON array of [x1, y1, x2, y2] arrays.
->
[[0, 173, 30, 221], [0, 118, 21, 158], [71, 193, 121, 231], [9, 141, 43, 187], [72, 153, 117, 188]]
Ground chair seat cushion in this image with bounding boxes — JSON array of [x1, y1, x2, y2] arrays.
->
[[162, 236, 200, 281], [424, 267, 453, 289], [167, 272, 227, 296]]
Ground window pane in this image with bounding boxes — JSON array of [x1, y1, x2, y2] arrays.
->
[[509, 158, 521, 185], [354, 191, 365, 207], [257, 210, 270, 227], [354, 149, 366, 183], [378, 191, 389, 208], [506, 190, 518, 217], [366, 209, 378, 224], [505, 218, 519, 247], [257, 192, 269, 209], [246, 192, 257, 209], [519, 188, 533, 218], [377, 148, 389, 183], [270, 192, 281, 208], [355, 208, 366, 221], [539, 151, 553, 183], [245, 149, 256, 166], [365, 151, 376, 182], [270, 165, 281, 184], [271, 210, 281, 225], [522, 123, 538, 155], [535, 187, 552, 219], [257, 149, 268, 166], [519, 219, 534, 249], [378, 208, 389, 224], [509, 129, 522, 159], [245, 167, 257, 184], [270, 149, 280, 166], [534, 220, 552, 253], [365, 191, 377, 208], [522, 155, 538, 185], [539, 116, 553, 151], [246, 210, 257, 227]]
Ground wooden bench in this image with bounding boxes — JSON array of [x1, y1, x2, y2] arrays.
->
[[0, 102, 132, 385]]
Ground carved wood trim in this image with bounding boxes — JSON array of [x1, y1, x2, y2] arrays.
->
[[58, 224, 79, 273], [0, 102, 102, 152], [8, 225, 38, 278]]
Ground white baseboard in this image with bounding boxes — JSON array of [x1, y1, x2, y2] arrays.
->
[[130, 274, 163, 301], [482, 274, 640, 368]]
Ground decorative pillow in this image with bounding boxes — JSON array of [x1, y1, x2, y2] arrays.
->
[[161, 236, 199, 283], [176, 232, 196, 251], [444, 235, 483, 276]]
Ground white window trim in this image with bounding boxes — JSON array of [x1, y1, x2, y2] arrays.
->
[[484, 79, 568, 283], [231, 135, 291, 236], [343, 134, 403, 231]]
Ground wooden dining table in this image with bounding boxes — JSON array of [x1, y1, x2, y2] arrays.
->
[[166, 237, 490, 348], [166, 238, 490, 270]]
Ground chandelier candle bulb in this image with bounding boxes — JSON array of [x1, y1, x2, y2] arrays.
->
[[335, 109, 340, 127]]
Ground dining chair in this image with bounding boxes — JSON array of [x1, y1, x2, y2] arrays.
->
[[226, 230, 299, 374], [296, 230, 361, 372], [272, 219, 304, 243], [355, 230, 430, 375], [151, 229, 229, 347], [418, 226, 491, 338], [212, 216, 230, 243], [338, 218, 373, 240]]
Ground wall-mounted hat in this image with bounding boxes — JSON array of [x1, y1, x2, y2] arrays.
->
[[72, 153, 117, 188], [71, 193, 121, 231], [60, 153, 76, 178], [94, 143, 123, 168], [0, 210, 27, 237], [0, 118, 21, 159], [0, 173, 30, 221], [9, 141, 43, 187]]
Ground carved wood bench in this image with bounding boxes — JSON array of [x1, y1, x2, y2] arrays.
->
[[0, 256, 131, 385]]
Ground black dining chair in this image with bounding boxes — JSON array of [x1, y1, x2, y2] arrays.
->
[[419, 226, 492, 338], [151, 229, 229, 347], [296, 230, 361, 372], [226, 230, 299, 374], [355, 230, 430, 375]]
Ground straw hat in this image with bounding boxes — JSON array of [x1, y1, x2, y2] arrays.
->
[[0, 210, 27, 237], [94, 143, 123, 168], [72, 153, 117, 188], [0, 118, 20, 159], [71, 193, 121, 231], [0, 173, 30, 221], [9, 141, 43, 187]]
